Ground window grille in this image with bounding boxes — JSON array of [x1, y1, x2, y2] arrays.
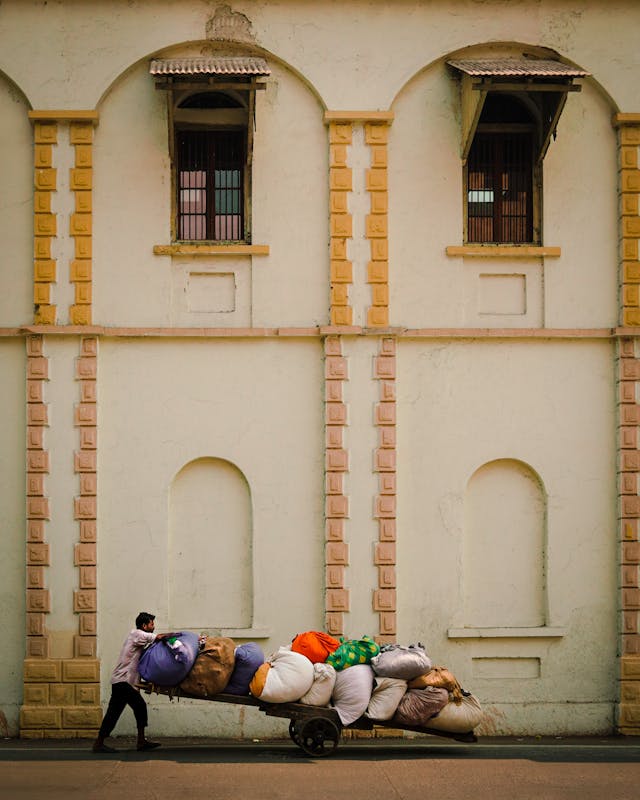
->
[[177, 129, 246, 242], [467, 132, 533, 244]]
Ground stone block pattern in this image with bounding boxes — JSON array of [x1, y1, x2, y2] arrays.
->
[[617, 337, 640, 734], [325, 335, 350, 635], [20, 337, 102, 738], [69, 122, 94, 325], [74, 337, 98, 659], [25, 335, 51, 659], [618, 120, 640, 326], [373, 337, 397, 644], [365, 123, 390, 328], [329, 123, 353, 326], [33, 122, 57, 325], [20, 658, 100, 738]]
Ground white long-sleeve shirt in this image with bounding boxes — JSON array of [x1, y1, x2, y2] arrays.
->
[[110, 628, 157, 686]]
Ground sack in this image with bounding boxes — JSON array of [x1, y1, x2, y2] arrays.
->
[[299, 662, 337, 706], [371, 643, 432, 680], [249, 647, 314, 703], [392, 686, 449, 728], [291, 631, 341, 663], [427, 693, 483, 733], [224, 642, 265, 696], [365, 677, 407, 721], [326, 636, 380, 671], [408, 666, 463, 703], [331, 664, 374, 725], [138, 631, 199, 686], [179, 636, 235, 699]]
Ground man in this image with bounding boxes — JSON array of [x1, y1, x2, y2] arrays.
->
[[92, 612, 167, 753]]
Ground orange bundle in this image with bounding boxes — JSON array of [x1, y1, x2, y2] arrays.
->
[[291, 631, 341, 663], [408, 665, 464, 704]]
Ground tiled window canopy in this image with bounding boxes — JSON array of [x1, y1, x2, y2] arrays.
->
[[150, 56, 270, 87], [447, 57, 590, 163]]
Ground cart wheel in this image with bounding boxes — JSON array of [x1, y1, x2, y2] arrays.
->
[[289, 719, 303, 746], [298, 716, 341, 757]]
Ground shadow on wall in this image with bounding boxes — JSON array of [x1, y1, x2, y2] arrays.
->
[[464, 459, 546, 628], [168, 457, 253, 630]]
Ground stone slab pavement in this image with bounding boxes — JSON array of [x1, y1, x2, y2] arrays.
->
[[1, 735, 639, 800]]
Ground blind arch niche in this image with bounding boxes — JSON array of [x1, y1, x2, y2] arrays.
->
[[464, 458, 546, 628], [168, 457, 252, 630]]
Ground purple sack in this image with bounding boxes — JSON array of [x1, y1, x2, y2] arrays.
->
[[138, 631, 199, 686], [223, 642, 265, 695]]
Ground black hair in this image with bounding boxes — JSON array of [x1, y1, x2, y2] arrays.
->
[[135, 612, 155, 630]]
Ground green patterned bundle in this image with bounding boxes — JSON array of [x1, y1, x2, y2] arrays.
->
[[326, 635, 380, 670]]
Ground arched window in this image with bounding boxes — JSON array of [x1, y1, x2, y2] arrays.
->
[[150, 56, 270, 243], [464, 459, 546, 627], [168, 457, 252, 629], [447, 57, 588, 245]]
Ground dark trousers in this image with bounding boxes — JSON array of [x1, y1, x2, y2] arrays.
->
[[98, 682, 148, 738]]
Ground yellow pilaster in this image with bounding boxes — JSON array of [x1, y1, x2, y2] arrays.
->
[[69, 122, 94, 325], [32, 123, 57, 325], [364, 122, 391, 328], [614, 115, 640, 328], [328, 122, 353, 326]]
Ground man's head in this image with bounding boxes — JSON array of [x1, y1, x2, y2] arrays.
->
[[135, 612, 156, 632]]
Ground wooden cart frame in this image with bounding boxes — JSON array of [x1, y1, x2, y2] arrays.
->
[[140, 685, 478, 757]]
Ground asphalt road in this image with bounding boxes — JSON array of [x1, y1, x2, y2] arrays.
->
[[1, 736, 639, 800]]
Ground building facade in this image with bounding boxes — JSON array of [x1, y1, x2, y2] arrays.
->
[[0, 0, 639, 739]]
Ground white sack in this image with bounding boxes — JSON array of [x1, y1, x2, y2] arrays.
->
[[259, 647, 314, 703], [299, 662, 336, 706], [331, 664, 374, 725], [427, 694, 484, 733], [365, 676, 407, 721]]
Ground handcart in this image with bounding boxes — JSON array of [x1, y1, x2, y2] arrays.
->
[[139, 684, 478, 757]]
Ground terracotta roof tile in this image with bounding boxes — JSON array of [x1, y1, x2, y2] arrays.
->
[[150, 57, 270, 76], [447, 58, 589, 77]]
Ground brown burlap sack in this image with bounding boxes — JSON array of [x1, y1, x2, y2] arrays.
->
[[408, 666, 464, 703], [179, 636, 236, 698]]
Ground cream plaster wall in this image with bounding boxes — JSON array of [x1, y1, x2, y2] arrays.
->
[[168, 458, 253, 630], [0, 0, 635, 740], [251, 60, 328, 327], [396, 339, 617, 733], [44, 337, 85, 658], [465, 459, 546, 628], [1, 2, 638, 111], [389, 49, 618, 330], [389, 58, 462, 327], [93, 56, 328, 328], [0, 75, 32, 326], [92, 63, 172, 327], [543, 79, 619, 327], [0, 341, 26, 734], [96, 338, 324, 734], [339, 336, 380, 635]]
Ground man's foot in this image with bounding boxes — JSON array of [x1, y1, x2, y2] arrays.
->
[[92, 742, 118, 753], [137, 740, 161, 751]]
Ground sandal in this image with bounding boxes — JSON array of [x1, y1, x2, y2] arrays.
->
[[92, 743, 118, 753], [137, 740, 161, 751]]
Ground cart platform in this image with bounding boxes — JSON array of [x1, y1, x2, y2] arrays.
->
[[139, 683, 478, 757]]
